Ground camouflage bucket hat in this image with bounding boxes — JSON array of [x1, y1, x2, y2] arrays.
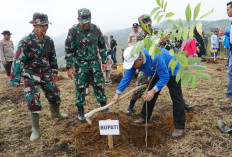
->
[[78, 8, 91, 24], [138, 14, 152, 26], [29, 12, 51, 25]]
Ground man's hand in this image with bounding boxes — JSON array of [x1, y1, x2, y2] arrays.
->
[[102, 64, 107, 72], [54, 75, 58, 82], [218, 28, 225, 36], [112, 94, 120, 103], [67, 68, 74, 80], [13, 86, 20, 94], [144, 89, 156, 102], [2, 61, 6, 67]]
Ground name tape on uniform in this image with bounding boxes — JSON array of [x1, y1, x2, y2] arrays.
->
[[99, 120, 120, 135]]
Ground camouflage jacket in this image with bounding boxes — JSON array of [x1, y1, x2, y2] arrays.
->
[[65, 24, 107, 69], [9, 31, 58, 87], [136, 29, 153, 42]]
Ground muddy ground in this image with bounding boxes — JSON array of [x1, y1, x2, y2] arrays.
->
[[0, 58, 232, 157]]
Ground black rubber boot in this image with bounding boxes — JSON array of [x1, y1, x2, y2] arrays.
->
[[77, 106, 85, 122], [100, 102, 112, 114], [125, 99, 136, 116], [184, 104, 195, 111]]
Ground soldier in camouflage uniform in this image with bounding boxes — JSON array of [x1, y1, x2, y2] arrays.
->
[[9, 13, 68, 142], [65, 8, 111, 122]]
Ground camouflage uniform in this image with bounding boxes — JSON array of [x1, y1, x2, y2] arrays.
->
[[65, 8, 107, 107], [9, 13, 60, 113], [130, 14, 153, 101]]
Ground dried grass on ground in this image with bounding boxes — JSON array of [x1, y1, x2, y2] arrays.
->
[[0, 59, 232, 156]]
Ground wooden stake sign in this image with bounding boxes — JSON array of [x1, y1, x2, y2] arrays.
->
[[99, 119, 120, 149]]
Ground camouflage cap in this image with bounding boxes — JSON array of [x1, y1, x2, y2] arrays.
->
[[138, 14, 152, 26], [78, 8, 91, 24], [29, 12, 51, 25]]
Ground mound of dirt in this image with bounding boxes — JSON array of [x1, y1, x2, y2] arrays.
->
[[58, 112, 193, 156], [110, 70, 123, 83]]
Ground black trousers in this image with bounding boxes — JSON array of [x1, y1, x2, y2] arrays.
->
[[4, 61, 12, 76], [141, 76, 185, 129]]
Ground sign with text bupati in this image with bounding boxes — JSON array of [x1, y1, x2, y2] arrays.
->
[[99, 120, 120, 135]]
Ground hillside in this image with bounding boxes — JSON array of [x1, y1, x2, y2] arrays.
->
[[53, 19, 231, 67]]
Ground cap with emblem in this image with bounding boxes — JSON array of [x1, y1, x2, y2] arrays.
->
[[1, 30, 12, 35], [123, 46, 140, 69], [133, 23, 139, 28], [29, 12, 51, 25], [78, 8, 91, 24], [138, 14, 152, 26]]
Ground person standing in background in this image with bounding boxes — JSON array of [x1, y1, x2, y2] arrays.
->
[[110, 35, 117, 64], [128, 23, 140, 46], [103, 34, 112, 84], [0, 30, 14, 80], [211, 30, 220, 58]]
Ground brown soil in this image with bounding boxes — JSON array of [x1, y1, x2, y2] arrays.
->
[[57, 112, 193, 156]]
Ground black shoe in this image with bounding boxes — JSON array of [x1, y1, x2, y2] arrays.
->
[[125, 99, 136, 116], [100, 102, 112, 114], [184, 104, 194, 111], [77, 106, 85, 122]]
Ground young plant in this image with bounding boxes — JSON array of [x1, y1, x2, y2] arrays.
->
[[131, 0, 214, 88]]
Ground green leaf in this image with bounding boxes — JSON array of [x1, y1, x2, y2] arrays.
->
[[140, 20, 151, 35], [149, 45, 156, 59], [161, 0, 164, 8], [144, 37, 153, 51], [185, 4, 192, 23], [177, 28, 183, 40], [195, 72, 211, 79], [150, 7, 160, 17], [170, 33, 175, 41], [190, 65, 208, 70], [194, 2, 201, 21], [168, 58, 177, 75], [173, 24, 178, 29], [181, 51, 188, 56], [164, 2, 168, 12], [200, 9, 214, 19], [155, 48, 162, 54], [156, 0, 161, 6], [169, 49, 175, 56], [189, 23, 194, 39], [190, 75, 197, 88], [196, 21, 203, 35], [176, 66, 184, 83], [157, 15, 164, 23], [176, 53, 188, 67], [178, 19, 183, 27], [188, 57, 202, 65], [167, 19, 174, 24], [183, 25, 189, 41], [181, 70, 191, 87], [166, 12, 175, 18], [131, 40, 144, 57], [153, 10, 162, 21]]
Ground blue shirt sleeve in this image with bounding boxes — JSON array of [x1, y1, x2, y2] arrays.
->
[[116, 68, 136, 94], [153, 57, 170, 91], [225, 27, 231, 37]]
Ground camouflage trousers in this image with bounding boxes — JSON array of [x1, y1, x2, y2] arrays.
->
[[74, 59, 107, 106], [23, 73, 60, 113], [131, 71, 151, 100]]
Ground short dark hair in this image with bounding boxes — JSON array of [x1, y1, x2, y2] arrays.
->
[[227, 1, 232, 7]]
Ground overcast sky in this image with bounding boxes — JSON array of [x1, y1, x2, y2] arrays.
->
[[0, 0, 231, 43]]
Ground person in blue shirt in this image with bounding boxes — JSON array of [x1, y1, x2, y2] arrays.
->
[[111, 46, 186, 138]]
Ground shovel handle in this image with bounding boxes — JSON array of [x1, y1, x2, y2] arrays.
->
[[84, 84, 147, 118]]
